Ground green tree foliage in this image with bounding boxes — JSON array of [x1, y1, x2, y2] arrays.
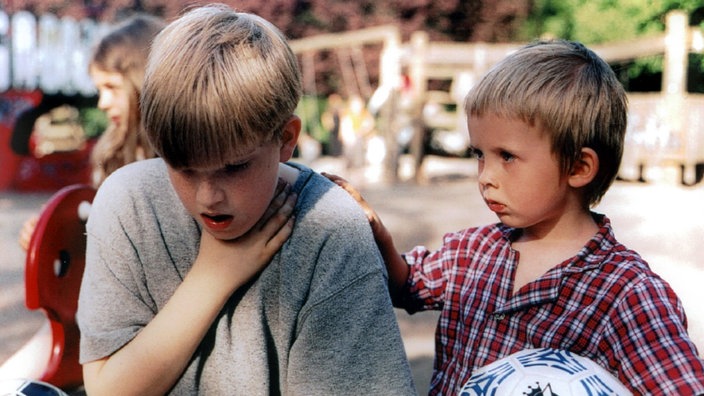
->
[[520, 0, 704, 92], [526, 0, 704, 43]]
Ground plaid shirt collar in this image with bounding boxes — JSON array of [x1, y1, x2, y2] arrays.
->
[[494, 212, 615, 314]]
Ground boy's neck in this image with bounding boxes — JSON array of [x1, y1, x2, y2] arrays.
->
[[514, 209, 598, 245], [510, 209, 598, 295], [278, 162, 300, 185]]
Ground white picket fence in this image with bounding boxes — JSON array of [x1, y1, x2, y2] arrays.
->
[[0, 10, 108, 95]]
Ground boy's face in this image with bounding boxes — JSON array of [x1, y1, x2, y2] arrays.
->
[[167, 118, 299, 241], [468, 113, 571, 230]]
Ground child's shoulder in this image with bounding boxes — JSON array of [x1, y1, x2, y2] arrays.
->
[[95, 158, 174, 212], [591, 216, 653, 276], [433, 223, 513, 255], [102, 158, 166, 186], [577, 228, 676, 298], [292, 165, 369, 223], [600, 245, 661, 284]]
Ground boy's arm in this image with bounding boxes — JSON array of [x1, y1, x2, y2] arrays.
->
[[323, 173, 409, 295], [285, 207, 416, 394], [607, 278, 704, 394], [82, 185, 297, 396]]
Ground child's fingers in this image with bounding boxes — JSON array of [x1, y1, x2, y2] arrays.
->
[[256, 180, 292, 229], [322, 172, 366, 203], [18, 214, 39, 251], [259, 191, 297, 239], [274, 177, 288, 196], [265, 216, 295, 252], [322, 172, 347, 187], [322, 171, 386, 243], [322, 171, 378, 222], [269, 178, 290, 213]]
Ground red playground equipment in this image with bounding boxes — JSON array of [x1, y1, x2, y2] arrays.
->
[[0, 184, 96, 392], [1, 90, 94, 192]]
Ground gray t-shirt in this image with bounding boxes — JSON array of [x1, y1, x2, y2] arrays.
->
[[77, 159, 416, 395]]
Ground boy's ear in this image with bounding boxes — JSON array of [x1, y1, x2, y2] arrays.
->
[[278, 115, 301, 162], [568, 147, 599, 188]]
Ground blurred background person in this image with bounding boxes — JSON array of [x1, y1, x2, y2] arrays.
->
[[17, 14, 165, 251], [2, 13, 165, 384]]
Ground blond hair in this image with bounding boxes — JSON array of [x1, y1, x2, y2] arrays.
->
[[465, 40, 628, 207], [89, 14, 165, 186], [141, 4, 302, 169]]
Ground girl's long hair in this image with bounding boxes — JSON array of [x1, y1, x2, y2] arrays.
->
[[89, 14, 165, 186]]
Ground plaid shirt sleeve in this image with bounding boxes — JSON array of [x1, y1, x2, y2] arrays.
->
[[602, 267, 704, 394], [397, 227, 478, 313], [397, 225, 504, 313], [397, 240, 452, 313]]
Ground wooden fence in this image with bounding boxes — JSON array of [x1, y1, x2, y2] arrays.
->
[[394, 10, 704, 184]]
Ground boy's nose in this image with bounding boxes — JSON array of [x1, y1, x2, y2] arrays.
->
[[477, 163, 495, 189], [196, 179, 225, 206]]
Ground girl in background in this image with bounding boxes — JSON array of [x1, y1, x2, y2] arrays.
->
[[3, 15, 165, 383], [18, 14, 165, 250], [87, 13, 165, 186]]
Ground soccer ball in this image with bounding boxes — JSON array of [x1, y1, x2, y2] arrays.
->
[[458, 348, 632, 396], [0, 379, 68, 396]]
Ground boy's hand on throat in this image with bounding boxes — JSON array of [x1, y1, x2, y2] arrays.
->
[[194, 179, 297, 293]]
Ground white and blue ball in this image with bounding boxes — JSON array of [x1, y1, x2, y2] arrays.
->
[[0, 379, 68, 396], [459, 348, 632, 396]]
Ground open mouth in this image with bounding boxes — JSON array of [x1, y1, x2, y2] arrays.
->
[[201, 213, 234, 230], [204, 214, 230, 222]]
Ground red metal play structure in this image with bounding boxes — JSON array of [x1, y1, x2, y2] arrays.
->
[[24, 184, 95, 389], [0, 90, 94, 192], [0, 184, 95, 391]]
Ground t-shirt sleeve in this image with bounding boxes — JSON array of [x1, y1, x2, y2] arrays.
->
[[77, 175, 157, 364], [287, 271, 416, 394], [284, 203, 416, 395]]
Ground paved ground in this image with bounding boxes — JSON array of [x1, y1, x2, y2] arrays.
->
[[1, 156, 703, 394]]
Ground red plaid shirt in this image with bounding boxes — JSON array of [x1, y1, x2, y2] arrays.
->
[[398, 214, 704, 395]]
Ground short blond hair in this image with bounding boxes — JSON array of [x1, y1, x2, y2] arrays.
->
[[141, 4, 302, 168], [465, 40, 627, 207]]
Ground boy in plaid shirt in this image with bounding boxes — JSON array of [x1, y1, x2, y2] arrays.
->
[[327, 39, 704, 395]]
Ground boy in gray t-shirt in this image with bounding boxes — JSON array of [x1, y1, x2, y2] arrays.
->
[[77, 5, 415, 395]]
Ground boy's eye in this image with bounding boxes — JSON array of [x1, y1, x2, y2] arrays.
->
[[500, 151, 515, 162], [469, 148, 483, 159], [223, 162, 249, 173]]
